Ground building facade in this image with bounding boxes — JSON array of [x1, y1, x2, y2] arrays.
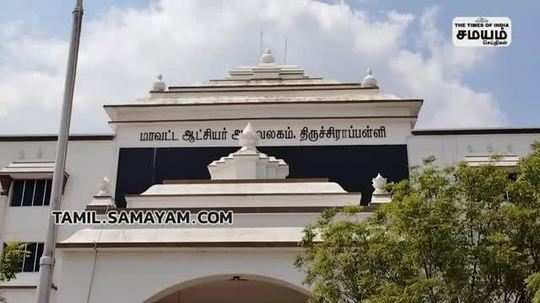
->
[[0, 49, 539, 303]]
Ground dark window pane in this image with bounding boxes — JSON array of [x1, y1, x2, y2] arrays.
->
[[34, 243, 44, 272], [22, 180, 35, 206], [23, 243, 36, 272], [44, 180, 52, 206], [116, 145, 410, 206], [10, 180, 24, 207], [33, 180, 46, 206]]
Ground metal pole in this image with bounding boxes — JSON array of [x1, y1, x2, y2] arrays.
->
[[259, 31, 264, 57], [283, 38, 288, 65], [35, 1, 83, 302]]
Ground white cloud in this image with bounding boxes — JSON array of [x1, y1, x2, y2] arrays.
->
[[0, 0, 506, 133], [388, 7, 506, 127]]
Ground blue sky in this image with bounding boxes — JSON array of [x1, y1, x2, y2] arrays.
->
[[0, 0, 538, 134]]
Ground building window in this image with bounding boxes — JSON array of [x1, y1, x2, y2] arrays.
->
[[1, 242, 44, 273], [10, 179, 51, 207], [20, 242, 44, 272]]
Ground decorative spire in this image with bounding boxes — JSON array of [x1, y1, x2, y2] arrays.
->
[[86, 176, 116, 211], [372, 173, 387, 194], [152, 74, 166, 92], [361, 67, 378, 88], [239, 123, 258, 151], [259, 48, 275, 64], [95, 177, 111, 197], [371, 173, 391, 204]]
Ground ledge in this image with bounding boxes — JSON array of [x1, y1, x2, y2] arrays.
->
[[0, 161, 69, 195], [0, 134, 114, 142], [412, 128, 540, 136], [57, 227, 309, 249], [0, 284, 58, 290]]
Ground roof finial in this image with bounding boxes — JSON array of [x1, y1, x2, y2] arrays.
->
[[86, 176, 116, 211], [372, 173, 388, 195], [371, 172, 391, 204], [239, 123, 258, 151], [152, 74, 166, 92], [259, 48, 275, 64], [95, 177, 111, 197], [361, 67, 378, 88]]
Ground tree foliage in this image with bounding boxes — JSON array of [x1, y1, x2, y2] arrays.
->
[[0, 242, 24, 282], [528, 273, 540, 303], [297, 142, 540, 303], [0, 242, 25, 303]]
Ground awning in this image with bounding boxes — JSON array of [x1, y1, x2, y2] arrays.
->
[[0, 160, 69, 195]]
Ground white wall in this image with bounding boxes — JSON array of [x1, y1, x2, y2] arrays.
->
[[56, 248, 307, 303], [0, 139, 115, 296], [1, 130, 538, 303], [0, 288, 38, 303], [407, 133, 540, 168]]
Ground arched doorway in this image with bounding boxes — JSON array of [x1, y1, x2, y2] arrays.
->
[[146, 274, 310, 303]]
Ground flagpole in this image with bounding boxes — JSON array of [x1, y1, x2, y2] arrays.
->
[[35, 1, 84, 302]]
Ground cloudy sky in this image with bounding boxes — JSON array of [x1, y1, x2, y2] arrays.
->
[[0, 0, 538, 134]]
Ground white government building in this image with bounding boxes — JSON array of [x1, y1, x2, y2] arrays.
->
[[0, 49, 539, 303]]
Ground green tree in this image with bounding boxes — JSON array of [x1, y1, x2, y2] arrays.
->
[[297, 143, 540, 303], [0, 242, 25, 303], [527, 273, 540, 303]]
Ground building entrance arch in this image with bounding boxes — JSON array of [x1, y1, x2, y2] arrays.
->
[[145, 274, 311, 303]]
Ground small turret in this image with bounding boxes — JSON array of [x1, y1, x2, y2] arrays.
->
[[208, 123, 289, 180], [259, 48, 275, 64], [86, 177, 116, 211], [152, 74, 166, 92], [239, 122, 258, 152], [361, 68, 378, 88], [370, 173, 391, 204]]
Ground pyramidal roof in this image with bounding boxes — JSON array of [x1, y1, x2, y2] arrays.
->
[[150, 47, 382, 90], [207, 48, 337, 86], [104, 47, 423, 123]]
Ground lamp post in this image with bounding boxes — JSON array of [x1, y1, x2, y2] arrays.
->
[[35, 1, 84, 302]]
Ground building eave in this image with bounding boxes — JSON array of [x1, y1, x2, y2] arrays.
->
[[57, 227, 311, 249], [412, 128, 540, 136], [104, 99, 423, 124], [0, 134, 115, 142]]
